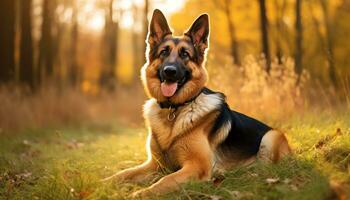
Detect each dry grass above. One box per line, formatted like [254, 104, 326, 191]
[206, 55, 347, 122]
[0, 84, 146, 133]
[0, 86, 90, 132]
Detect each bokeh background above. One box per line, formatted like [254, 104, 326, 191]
[0, 0, 349, 132]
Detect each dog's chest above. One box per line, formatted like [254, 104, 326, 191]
[143, 93, 224, 150]
[145, 103, 198, 149]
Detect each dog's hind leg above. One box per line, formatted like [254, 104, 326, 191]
[257, 130, 291, 162]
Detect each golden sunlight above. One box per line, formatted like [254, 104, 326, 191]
[79, 0, 186, 31]
[79, 1, 105, 31]
[86, 13, 105, 31]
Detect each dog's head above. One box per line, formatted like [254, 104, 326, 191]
[141, 9, 209, 105]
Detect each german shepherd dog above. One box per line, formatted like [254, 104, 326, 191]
[108, 9, 291, 198]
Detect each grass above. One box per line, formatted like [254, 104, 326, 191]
[0, 113, 349, 200]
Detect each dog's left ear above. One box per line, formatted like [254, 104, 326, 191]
[185, 14, 209, 47]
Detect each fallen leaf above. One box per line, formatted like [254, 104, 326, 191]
[23, 140, 30, 145]
[290, 184, 298, 191]
[266, 178, 279, 184]
[283, 178, 291, 184]
[336, 128, 342, 135]
[209, 195, 222, 200]
[212, 174, 225, 187]
[16, 172, 32, 179]
[315, 135, 337, 149]
[66, 139, 84, 149]
[78, 190, 92, 198]
[227, 190, 254, 199]
[249, 173, 258, 177]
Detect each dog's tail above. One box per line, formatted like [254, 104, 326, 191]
[258, 129, 291, 162]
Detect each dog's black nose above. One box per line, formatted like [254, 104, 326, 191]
[163, 65, 177, 77]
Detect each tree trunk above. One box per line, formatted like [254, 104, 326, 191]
[39, 0, 54, 82]
[19, 0, 35, 89]
[100, 0, 118, 90]
[274, 0, 286, 64]
[224, 0, 240, 65]
[295, 0, 303, 80]
[69, 1, 79, 87]
[142, 0, 149, 64]
[132, 4, 141, 79]
[0, 0, 16, 83]
[320, 0, 337, 87]
[52, 7, 64, 85]
[258, 0, 271, 72]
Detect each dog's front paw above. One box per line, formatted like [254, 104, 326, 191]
[101, 170, 131, 183]
[131, 188, 152, 199]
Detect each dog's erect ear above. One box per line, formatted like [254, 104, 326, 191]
[185, 14, 209, 47]
[148, 9, 172, 45]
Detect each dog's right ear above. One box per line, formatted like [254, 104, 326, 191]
[148, 9, 172, 46]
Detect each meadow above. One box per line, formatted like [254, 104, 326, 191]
[0, 110, 349, 200]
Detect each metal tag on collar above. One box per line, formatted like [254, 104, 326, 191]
[167, 106, 176, 121]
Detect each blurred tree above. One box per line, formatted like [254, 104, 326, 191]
[38, 0, 55, 81]
[295, 0, 303, 80]
[0, 0, 16, 83]
[19, 0, 35, 89]
[332, 0, 350, 77]
[257, 0, 271, 72]
[52, 0, 66, 85]
[214, 0, 240, 65]
[100, 0, 119, 90]
[320, 0, 337, 87]
[69, 0, 79, 87]
[308, 0, 338, 87]
[132, 3, 142, 78]
[142, 0, 149, 65]
[273, 0, 287, 64]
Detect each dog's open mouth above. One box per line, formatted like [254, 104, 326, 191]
[160, 75, 188, 97]
[157, 66, 190, 97]
[161, 81, 178, 97]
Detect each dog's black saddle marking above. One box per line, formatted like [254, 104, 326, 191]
[204, 88, 272, 157]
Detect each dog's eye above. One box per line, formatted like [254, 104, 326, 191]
[159, 48, 169, 57]
[180, 50, 190, 59]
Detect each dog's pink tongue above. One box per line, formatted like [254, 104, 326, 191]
[161, 82, 178, 97]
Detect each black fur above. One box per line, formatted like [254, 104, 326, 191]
[205, 88, 272, 158]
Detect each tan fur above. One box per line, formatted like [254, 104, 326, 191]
[209, 121, 231, 148]
[133, 131, 213, 197]
[156, 39, 195, 59]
